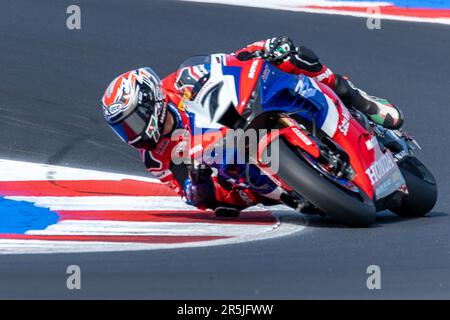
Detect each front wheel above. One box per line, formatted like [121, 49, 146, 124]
[274, 139, 377, 227]
[390, 156, 437, 217]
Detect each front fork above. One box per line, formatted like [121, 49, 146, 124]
[250, 115, 322, 211]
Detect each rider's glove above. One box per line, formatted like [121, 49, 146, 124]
[183, 163, 216, 209]
[264, 36, 297, 64]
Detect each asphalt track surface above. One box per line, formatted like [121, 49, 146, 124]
[0, 0, 449, 299]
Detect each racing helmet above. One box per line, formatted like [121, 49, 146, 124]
[101, 67, 167, 149]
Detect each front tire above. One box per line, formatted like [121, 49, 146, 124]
[275, 139, 376, 227]
[390, 156, 437, 217]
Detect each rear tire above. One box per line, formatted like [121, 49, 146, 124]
[275, 139, 376, 227]
[390, 156, 437, 217]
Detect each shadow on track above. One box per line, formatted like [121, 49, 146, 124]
[278, 210, 448, 229]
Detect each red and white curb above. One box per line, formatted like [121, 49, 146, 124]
[181, 0, 450, 25]
[0, 159, 303, 254]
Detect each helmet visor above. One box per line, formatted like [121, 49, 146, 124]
[110, 105, 151, 143]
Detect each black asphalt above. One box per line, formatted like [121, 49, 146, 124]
[0, 0, 449, 298]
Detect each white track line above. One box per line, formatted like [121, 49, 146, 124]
[0, 159, 158, 182]
[26, 220, 277, 237]
[5, 196, 193, 211]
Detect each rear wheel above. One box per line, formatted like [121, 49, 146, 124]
[390, 156, 437, 217]
[274, 139, 376, 227]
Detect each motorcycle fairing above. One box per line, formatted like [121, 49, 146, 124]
[177, 54, 406, 202]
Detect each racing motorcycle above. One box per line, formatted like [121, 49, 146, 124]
[174, 52, 437, 227]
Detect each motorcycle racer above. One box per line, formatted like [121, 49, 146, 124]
[100, 36, 404, 215]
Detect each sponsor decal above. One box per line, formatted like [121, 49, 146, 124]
[237, 189, 254, 206]
[294, 79, 304, 93]
[373, 165, 407, 199]
[145, 114, 160, 142]
[338, 107, 351, 136]
[374, 176, 394, 198]
[102, 102, 127, 119]
[248, 59, 260, 79]
[148, 169, 172, 180]
[192, 78, 215, 104]
[155, 139, 170, 155]
[261, 64, 270, 82]
[292, 127, 313, 146]
[394, 149, 409, 161]
[365, 152, 396, 185]
[366, 136, 377, 150]
[314, 68, 333, 82]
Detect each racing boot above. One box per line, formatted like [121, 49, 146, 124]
[333, 74, 404, 130]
